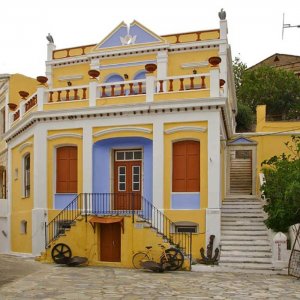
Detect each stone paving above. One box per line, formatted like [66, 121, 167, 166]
[0, 255, 299, 299]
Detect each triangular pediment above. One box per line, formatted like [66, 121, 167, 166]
[228, 136, 257, 145]
[92, 20, 166, 52]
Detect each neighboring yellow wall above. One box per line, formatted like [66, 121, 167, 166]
[252, 105, 300, 194]
[11, 136, 34, 253]
[47, 129, 83, 209]
[9, 74, 36, 106]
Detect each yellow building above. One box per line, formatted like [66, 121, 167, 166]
[0, 73, 36, 253]
[3, 14, 238, 268]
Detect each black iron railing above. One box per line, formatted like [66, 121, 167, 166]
[45, 193, 192, 261]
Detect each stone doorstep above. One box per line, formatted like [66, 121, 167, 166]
[221, 235, 270, 241]
[222, 205, 263, 209]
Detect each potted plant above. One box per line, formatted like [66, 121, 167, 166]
[19, 91, 29, 99]
[88, 70, 100, 79]
[36, 76, 48, 85]
[145, 64, 157, 73]
[7, 103, 17, 111]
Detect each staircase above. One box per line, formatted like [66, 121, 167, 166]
[219, 197, 274, 272]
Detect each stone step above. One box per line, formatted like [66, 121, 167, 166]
[221, 213, 264, 218]
[222, 204, 263, 209]
[221, 219, 265, 224]
[220, 256, 272, 264]
[221, 230, 268, 236]
[221, 240, 270, 246]
[222, 208, 263, 213]
[221, 245, 271, 251]
[218, 263, 274, 270]
[221, 225, 267, 231]
[221, 235, 270, 241]
[221, 250, 272, 258]
[223, 198, 260, 202]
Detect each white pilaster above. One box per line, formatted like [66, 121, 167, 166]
[82, 126, 93, 193]
[157, 51, 168, 91]
[6, 147, 12, 253]
[152, 121, 164, 209]
[47, 43, 56, 61]
[89, 80, 98, 107]
[210, 68, 220, 97]
[32, 127, 48, 255]
[46, 64, 53, 88]
[206, 111, 221, 250]
[90, 58, 100, 70]
[19, 100, 26, 119]
[36, 86, 46, 111]
[145, 73, 155, 102]
[220, 19, 228, 40]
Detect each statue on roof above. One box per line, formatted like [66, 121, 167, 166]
[218, 8, 226, 20]
[46, 33, 54, 44]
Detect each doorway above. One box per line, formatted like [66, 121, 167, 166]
[100, 222, 121, 262]
[113, 149, 142, 210]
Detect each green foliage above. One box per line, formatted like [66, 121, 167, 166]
[238, 65, 300, 117]
[232, 57, 247, 95]
[235, 102, 254, 132]
[261, 136, 300, 232]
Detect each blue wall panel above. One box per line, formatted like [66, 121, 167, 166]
[171, 193, 200, 209]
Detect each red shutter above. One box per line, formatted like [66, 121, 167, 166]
[57, 146, 77, 193]
[173, 141, 200, 192]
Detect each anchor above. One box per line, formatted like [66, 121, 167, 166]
[197, 235, 219, 265]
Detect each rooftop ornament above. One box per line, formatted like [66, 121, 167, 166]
[46, 33, 54, 44]
[218, 8, 226, 20]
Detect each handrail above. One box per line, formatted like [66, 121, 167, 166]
[45, 193, 192, 259]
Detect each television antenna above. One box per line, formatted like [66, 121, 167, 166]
[282, 13, 300, 39]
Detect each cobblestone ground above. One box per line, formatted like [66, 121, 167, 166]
[0, 255, 299, 299]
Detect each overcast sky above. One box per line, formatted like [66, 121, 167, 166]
[0, 0, 299, 78]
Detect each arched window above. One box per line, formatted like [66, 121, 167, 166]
[56, 146, 77, 193]
[23, 154, 30, 197]
[172, 140, 200, 192]
[133, 70, 146, 94]
[105, 74, 124, 83]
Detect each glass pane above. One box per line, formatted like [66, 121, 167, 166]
[116, 152, 124, 161]
[119, 166, 126, 174]
[119, 175, 125, 182]
[133, 166, 140, 175]
[134, 151, 142, 160]
[133, 174, 139, 182]
[119, 183, 126, 191]
[125, 152, 133, 160]
[133, 183, 140, 191]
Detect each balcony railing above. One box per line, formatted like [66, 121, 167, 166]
[9, 68, 222, 128]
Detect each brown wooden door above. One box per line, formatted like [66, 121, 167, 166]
[100, 223, 121, 262]
[113, 160, 142, 210]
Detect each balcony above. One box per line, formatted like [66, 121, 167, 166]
[9, 67, 224, 128]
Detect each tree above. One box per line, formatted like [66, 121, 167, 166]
[233, 57, 254, 132]
[238, 65, 300, 118]
[261, 136, 300, 232]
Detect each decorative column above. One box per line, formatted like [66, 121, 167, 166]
[206, 112, 221, 251]
[152, 120, 164, 209]
[32, 126, 48, 255]
[157, 51, 168, 91]
[145, 64, 157, 103]
[219, 9, 228, 97]
[88, 70, 100, 107]
[36, 76, 48, 111]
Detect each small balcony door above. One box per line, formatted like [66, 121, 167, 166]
[113, 149, 142, 210]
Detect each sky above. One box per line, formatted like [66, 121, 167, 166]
[0, 0, 299, 78]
